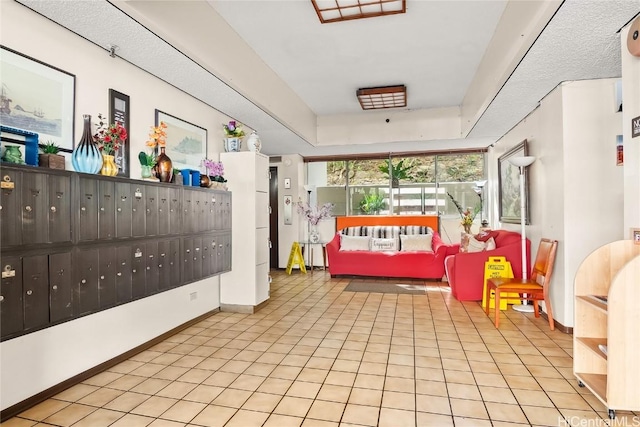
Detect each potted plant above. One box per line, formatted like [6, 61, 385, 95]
[138, 151, 157, 180]
[360, 192, 385, 214]
[38, 140, 65, 170]
[204, 159, 227, 189]
[222, 120, 245, 152]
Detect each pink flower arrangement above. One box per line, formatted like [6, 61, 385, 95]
[223, 120, 245, 138]
[203, 159, 226, 182]
[296, 201, 334, 226]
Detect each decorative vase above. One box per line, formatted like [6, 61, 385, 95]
[100, 154, 118, 176]
[155, 146, 173, 183]
[223, 137, 242, 152]
[200, 174, 211, 188]
[71, 114, 102, 174]
[246, 131, 261, 152]
[309, 226, 321, 243]
[141, 165, 154, 180]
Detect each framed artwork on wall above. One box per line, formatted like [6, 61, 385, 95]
[0, 46, 75, 152]
[109, 89, 130, 177]
[498, 139, 530, 224]
[155, 109, 207, 170]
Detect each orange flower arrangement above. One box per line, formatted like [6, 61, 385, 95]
[146, 121, 167, 149]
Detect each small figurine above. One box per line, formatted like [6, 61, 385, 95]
[2, 145, 25, 164]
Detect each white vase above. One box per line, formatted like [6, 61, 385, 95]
[246, 131, 261, 152]
[223, 137, 242, 152]
[309, 226, 321, 243]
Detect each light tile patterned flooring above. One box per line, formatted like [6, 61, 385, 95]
[3, 270, 638, 427]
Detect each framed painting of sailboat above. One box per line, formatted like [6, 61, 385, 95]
[0, 46, 75, 152]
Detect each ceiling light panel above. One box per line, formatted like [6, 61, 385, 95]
[357, 85, 407, 110]
[311, 0, 405, 24]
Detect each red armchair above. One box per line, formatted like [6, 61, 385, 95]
[444, 230, 530, 301]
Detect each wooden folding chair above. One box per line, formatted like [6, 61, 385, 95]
[485, 238, 558, 330]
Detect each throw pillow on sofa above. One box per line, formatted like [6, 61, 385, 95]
[399, 234, 433, 252]
[340, 234, 371, 251]
[370, 238, 398, 252]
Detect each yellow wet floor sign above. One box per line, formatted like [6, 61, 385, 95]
[286, 242, 306, 274]
[482, 256, 520, 310]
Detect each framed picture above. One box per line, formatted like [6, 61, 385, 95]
[109, 89, 130, 177]
[0, 46, 75, 152]
[498, 139, 530, 224]
[155, 110, 207, 170]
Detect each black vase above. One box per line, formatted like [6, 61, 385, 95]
[155, 147, 173, 183]
[71, 115, 102, 174]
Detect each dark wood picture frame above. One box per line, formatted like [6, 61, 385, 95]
[0, 45, 75, 152]
[109, 89, 130, 177]
[498, 139, 530, 224]
[155, 109, 207, 171]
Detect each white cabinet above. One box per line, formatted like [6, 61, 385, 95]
[220, 152, 270, 311]
[573, 240, 640, 419]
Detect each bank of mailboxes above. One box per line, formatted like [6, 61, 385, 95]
[0, 166, 232, 341]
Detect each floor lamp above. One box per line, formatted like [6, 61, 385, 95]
[474, 180, 487, 226]
[508, 156, 535, 313]
[303, 184, 315, 267]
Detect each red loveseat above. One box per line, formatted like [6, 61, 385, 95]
[326, 230, 456, 280]
[444, 230, 530, 301]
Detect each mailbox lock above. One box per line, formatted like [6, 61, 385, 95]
[26, 290, 33, 295]
[0, 296, 4, 302]
[81, 279, 86, 284]
[1, 175, 14, 189]
[117, 272, 122, 277]
[25, 206, 32, 212]
[132, 269, 137, 273]
[50, 206, 57, 212]
[52, 285, 58, 290]
[146, 266, 150, 270]
[100, 207, 105, 212]
[117, 208, 122, 212]
[100, 275, 105, 280]
[159, 264, 163, 268]
[81, 207, 86, 211]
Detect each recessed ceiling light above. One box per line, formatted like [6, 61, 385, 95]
[356, 85, 406, 110]
[311, 0, 406, 24]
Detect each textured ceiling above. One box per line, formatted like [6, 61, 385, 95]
[14, 0, 640, 157]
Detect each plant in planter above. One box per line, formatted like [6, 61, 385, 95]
[360, 192, 385, 214]
[38, 140, 65, 170]
[138, 151, 157, 180]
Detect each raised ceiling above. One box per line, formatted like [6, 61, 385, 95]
[15, 0, 640, 156]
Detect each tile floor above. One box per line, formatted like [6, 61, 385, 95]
[3, 270, 638, 427]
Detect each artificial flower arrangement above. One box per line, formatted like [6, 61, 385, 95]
[223, 120, 245, 138]
[146, 121, 168, 149]
[203, 159, 227, 182]
[93, 113, 127, 155]
[447, 192, 481, 229]
[296, 201, 334, 226]
[138, 121, 168, 170]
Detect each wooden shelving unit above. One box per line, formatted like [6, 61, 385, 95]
[574, 240, 640, 419]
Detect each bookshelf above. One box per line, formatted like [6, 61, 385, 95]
[573, 240, 640, 419]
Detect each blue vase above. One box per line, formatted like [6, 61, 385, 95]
[71, 114, 102, 174]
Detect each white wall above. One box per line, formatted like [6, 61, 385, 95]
[0, 2, 232, 410]
[621, 24, 640, 233]
[487, 78, 624, 328]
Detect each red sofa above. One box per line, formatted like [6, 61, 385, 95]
[326, 231, 456, 280]
[444, 230, 531, 301]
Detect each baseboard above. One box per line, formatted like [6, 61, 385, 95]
[540, 312, 573, 334]
[0, 308, 220, 422]
[220, 299, 269, 314]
